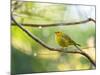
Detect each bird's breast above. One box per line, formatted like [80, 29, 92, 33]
[55, 35, 68, 47]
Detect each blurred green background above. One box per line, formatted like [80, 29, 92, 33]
[11, 1, 96, 74]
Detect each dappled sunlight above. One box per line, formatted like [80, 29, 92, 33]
[87, 36, 95, 48]
[65, 54, 90, 70]
[57, 63, 71, 71]
[12, 37, 32, 55]
[70, 54, 82, 64]
[37, 49, 61, 60]
[82, 36, 95, 61]
[57, 54, 91, 70]
[75, 62, 90, 70]
[74, 55, 91, 70]
[83, 48, 95, 62]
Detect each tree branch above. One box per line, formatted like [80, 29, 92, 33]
[11, 15, 96, 67]
[12, 18, 95, 27]
[88, 18, 96, 23]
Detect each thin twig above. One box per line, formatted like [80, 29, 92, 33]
[12, 18, 95, 27]
[11, 15, 96, 67]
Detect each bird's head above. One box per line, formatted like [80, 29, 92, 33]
[55, 32, 63, 36]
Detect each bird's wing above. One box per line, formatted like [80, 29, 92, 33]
[62, 34, 72, 43]
[62, 34, 72, 41]
[62, 34, 79, 45]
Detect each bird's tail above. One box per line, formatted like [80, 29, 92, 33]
[76, 43, 81, 46]
[72, 40, 81, 46]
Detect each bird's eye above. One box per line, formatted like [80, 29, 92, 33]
[55, 32, 60, 34]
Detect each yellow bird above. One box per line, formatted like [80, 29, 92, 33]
[55, 32, 80, 48]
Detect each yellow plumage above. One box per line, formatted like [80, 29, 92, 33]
[55, 32, 80, 47]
